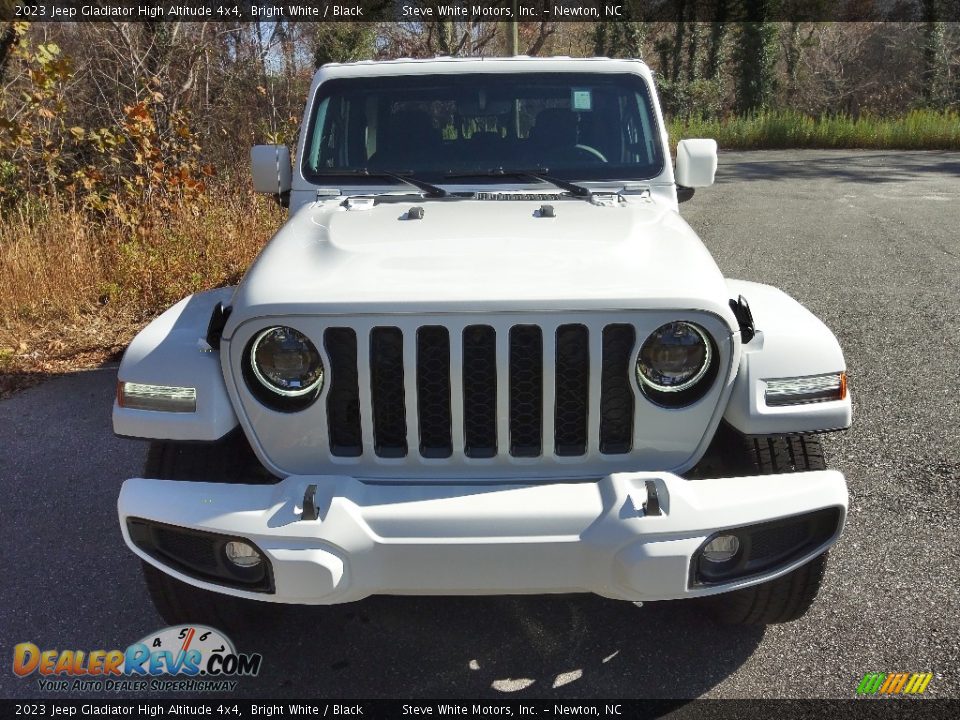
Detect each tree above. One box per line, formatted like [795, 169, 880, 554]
[706, 2, 730, 81]
[733, 2, 780, 113]
[593, 16, 647, 59]
[312, 23, 376, 68]
[0, 21, 25, 85]
[921, 1, 949, 108]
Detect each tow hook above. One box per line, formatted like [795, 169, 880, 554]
[302, 484, 319, 521]
[643, 480, 661, 516]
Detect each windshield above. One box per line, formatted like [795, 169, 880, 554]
[302, 72, 665, 185]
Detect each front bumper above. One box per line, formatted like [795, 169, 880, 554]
[118, 470, 847, 604]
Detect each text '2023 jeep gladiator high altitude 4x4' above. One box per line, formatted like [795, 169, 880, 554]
[113, 57, 851, 629]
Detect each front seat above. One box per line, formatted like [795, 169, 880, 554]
[527, 108, 582, 167]
[369, 110, 441, 170]
[527, 108, 606, 167]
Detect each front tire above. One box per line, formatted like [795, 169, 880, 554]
[702, 551, 829, 625]
[141, 561, 268, 635]
[144, 429, 275, 484]
[697, 430, 833, 625]
[138, 432, 276, 632]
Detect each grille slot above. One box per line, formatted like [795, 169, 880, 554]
[370, 327, 407, 458]
[416, 326, 453, 458]
[554, 324, 590, 456]
[462, 325, 498, 458]
[324, 328, 362, 457]
[599, 324, 636, 454]
[509, 325, 543, 457]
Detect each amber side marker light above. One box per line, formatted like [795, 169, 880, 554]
[117, 381, 197, 413]
[764, 371, 847, 407]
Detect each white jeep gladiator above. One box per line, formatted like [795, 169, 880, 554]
[113, 57, 851, 628]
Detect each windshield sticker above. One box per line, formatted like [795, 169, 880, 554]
[572, 89, 593, 112]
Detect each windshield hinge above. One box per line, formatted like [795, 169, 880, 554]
[619, 185, 652, 199]
[590, 192, 622, 207]
[315, 188, 341, 202]
[344, 196, 376, 211]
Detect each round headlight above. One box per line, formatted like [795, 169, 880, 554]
[250, 326, 324, 397]
[637, 321, 712, 393]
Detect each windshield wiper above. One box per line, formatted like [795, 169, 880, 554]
[443, 168, 592, 198]
[312, 168, 448, 198]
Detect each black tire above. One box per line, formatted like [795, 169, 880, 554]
[698, 431, 832, 625]
[702, 551, 829, 625]
[144, 429, 276, 484]
[139, 432, 277, 633]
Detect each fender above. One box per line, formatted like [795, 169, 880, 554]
[113, 288, 239, 441]
[723, 280, 852, 436]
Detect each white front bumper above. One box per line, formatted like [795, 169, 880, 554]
[118, 470, 847, 604]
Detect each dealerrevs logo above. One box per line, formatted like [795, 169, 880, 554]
[13, 626, 262, 693]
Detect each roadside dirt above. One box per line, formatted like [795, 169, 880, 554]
[0, 307, 141, 399]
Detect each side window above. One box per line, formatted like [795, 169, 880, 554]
[307, 98, 330, 171]
[620, 91, 656, 166]
[315, 95, 371, 169]
[365, 96, 378, 160]
[621, 96, 641, 164]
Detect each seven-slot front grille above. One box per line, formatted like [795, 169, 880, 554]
[325, 323, 637, 460]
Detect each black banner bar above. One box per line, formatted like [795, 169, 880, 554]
[3, 0, 960, 23]
[2, 699, 959, 719]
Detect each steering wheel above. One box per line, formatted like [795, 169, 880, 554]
[575, 144, 608, 163]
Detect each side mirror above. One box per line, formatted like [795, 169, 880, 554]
[675, 139, 718, 189]
[251, 144, 292, 205]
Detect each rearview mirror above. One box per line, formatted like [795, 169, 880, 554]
[675, 139, 718, 189]
[251, 145, 292, 204]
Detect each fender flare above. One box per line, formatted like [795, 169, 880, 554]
[723, 280, 852, 436]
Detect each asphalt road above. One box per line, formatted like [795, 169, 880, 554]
[2, 150, 958, 702]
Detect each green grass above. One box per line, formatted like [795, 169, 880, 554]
[668, 109, 960, 150]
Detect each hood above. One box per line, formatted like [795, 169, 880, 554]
[226, 196, 735, 331]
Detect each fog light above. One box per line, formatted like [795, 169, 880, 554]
[702, 534, 740, 563]
[224, 541, 262, 568]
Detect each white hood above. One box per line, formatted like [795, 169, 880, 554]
[226, 197, 737, 333]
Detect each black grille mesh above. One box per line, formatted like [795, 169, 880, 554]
[155, 528, 218, 571]
[509, 325, 543, 457]
[462, 325, 497, 458]
[750, 522, 811, 563]
[370, 327, 407, 457]
[416, 326, 453, 458]
[599, 324, 636, 454]
[324, 328, 362, 457]
[554, 324, 590, 456]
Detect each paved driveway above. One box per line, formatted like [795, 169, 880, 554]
[2, 151, 958, 700]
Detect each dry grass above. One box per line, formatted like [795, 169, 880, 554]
[0, 190, 284, 397]
[4, 108, 960, 398]
[669, 109, 960, 150]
